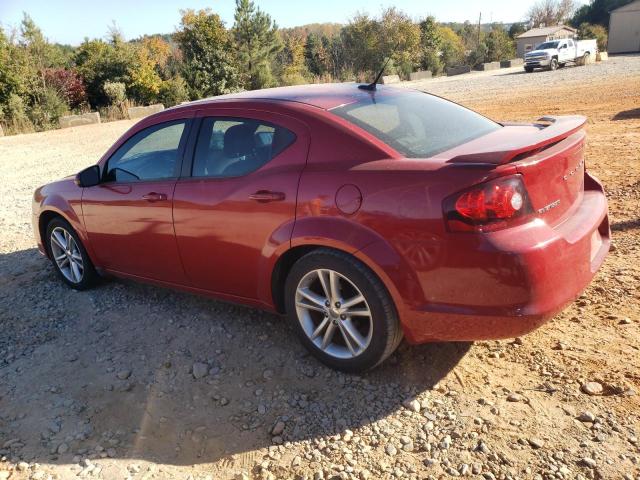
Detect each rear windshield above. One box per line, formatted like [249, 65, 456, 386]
[536, 41, 559, 49]
[330, 90, 500, 158]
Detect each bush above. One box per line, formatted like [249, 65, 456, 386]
[158, 77, 189, 107]
[29, 87, 68, 130]
[103, 81, 127, 106]
[44, 68, 87, 109]
[578, 22, 608, 51]
[5, 93, 33, 133]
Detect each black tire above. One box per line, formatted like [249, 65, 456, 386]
[582, 53, 590, 66]
[549, 58, 558, 71]
[524, 66, 534, 73]
[284, 248, 402, 372]
[558, 62, 566, 68]
[45, 217, 98, 290]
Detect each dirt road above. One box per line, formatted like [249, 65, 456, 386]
[1, 55, 639, 480]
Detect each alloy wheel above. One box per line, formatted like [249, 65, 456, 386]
[295, 269, 373, 359]
[50, 227, 84, 283]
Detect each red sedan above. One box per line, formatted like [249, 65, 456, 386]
[32, 84, 609, 372]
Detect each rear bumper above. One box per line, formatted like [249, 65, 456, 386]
[400, 174, 609, 343]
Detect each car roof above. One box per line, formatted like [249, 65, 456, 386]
[179, 83, 404, 111]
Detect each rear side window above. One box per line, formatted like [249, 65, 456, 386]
[105, 120, 186, 182]
[192, 117, 296, 178]
[330, 91, 500, 158]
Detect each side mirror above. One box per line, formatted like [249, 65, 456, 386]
[75, 165, 101, 188]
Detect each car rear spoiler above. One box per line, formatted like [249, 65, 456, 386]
[448, 115, 587, 165]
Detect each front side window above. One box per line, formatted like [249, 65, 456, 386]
[330, 90, 500, 158]
[105, 120, 186, 182]
[192, 117, 296, 178]
[537, 41, 560, 50]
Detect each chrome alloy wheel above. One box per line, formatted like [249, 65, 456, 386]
[295, 269, 373, 359]
[50, 227, 84, 283]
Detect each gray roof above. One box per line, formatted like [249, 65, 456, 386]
[517, 25, 576, 39]
[611, 0, 640, 12]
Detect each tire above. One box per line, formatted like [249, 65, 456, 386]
[524, 66, 534, 73]
[549, 58, 558, 71]
[582, 53, 590, 66]
[284, 248, 402, 372]
[46, 217, 98, 290]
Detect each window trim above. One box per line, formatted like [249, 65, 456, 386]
[187, 115, 297, 180]
[102, 118, 192, 184]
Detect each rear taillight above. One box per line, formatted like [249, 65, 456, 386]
[444, 175, 533, 232]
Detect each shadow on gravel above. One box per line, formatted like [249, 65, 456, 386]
[0, 247, 470, 470]
[611, 217, 640, 232]
[613, 107, 640, 121]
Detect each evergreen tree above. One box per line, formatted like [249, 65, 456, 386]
[232, 0, 282, 90]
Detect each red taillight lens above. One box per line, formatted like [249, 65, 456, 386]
[444, 175, 532, 232]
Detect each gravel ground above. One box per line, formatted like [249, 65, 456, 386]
[1, 55, 639, 480]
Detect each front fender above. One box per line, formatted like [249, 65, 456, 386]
[35, 185, 98, 265]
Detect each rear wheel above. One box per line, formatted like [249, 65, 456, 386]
[549, 58, 558, 71]
[284, 249, 402, 372]
[582, 52, 590, 65]
[46, 218, 98, 290]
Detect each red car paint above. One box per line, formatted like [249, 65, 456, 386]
[32, 84, 610, 344]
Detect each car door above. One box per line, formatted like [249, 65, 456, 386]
[559, 41, 570, 62]
[82, 117, 192, 284]
[173, 109, 310, 301]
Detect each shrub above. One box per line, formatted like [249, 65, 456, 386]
[5, 93, 33, 133]
[29, 87, 68, 130]
[44, 68, 87, 109]
[158, 77, 189, 107]
[103, 81, 127, 106]
[578, 22, 608, 51]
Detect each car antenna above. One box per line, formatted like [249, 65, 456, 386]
[358, 42, 399, 91]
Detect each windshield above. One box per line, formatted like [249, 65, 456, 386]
[536, 41, 559, 50]
[330, 90, 500, 158]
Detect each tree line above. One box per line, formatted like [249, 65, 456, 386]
[0, 0, 629, 134]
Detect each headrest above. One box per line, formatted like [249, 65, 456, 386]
[224, 124, 256, 157]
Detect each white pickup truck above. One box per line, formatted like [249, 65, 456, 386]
[524, 38, 598, 72]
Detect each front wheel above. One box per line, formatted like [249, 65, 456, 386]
[549, 58, 558, 71]
[46, 218, 98, 290]
[284, 249, 402, 372]
[524, 66, 534, 73]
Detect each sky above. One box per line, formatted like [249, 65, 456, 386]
[0, 0, 586, 46]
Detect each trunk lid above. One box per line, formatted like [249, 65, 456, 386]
[444, 116, 587, 225]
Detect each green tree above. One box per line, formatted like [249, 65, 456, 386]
[279, 33, 310, 85]
[158, 77, 189, 107]
[232, 0, 281, 89]
[340, 13, 381, 78]
[127, 37, 171, 104]
[379, 7, 421, 79]
[74, 38, 135, 107]
[438, 26, 466, 67]
[508, 23, 527, 39]
[485, 25, 515, 62]
[571, 0, 635, 28]
[305, 32, 329, 77]
[419, 16, 443, 75]
[175, 9, 240, 99]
